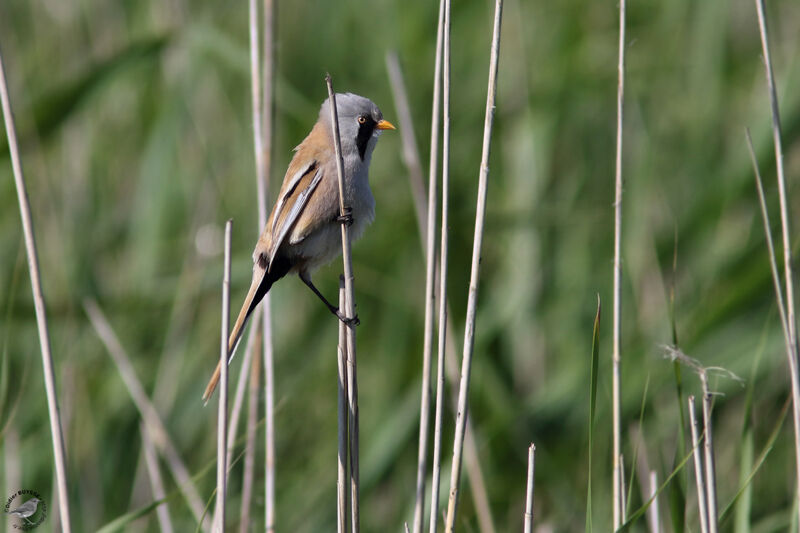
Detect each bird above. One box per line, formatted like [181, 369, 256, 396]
[202, 92, 395, 402]
[5, 497, 40, 524]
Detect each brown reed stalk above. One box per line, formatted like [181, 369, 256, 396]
[523, 444, 535, 533]
[83, 298, 209, 530]
[753, 1, 800, 521]
[215, 220, 233, 532]
[688, 396, 709, 533]
[444, 1, 504, 530]
[325, 75, 362, 533]
[0, 45, 72, 533]
[611, 0, 627, 527]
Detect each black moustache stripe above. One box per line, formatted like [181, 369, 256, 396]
[355, 117, 376, 160]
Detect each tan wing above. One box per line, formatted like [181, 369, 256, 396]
[255, 121, 334, 265]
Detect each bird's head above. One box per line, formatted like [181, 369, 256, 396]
[320, 92, 395, 161]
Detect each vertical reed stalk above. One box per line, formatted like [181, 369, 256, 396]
[428, 0, 449, 531]
[700, 377, 717, 533]
[386, 49, 435, 533]
[215, 220, 233, 532]
[249, 0, 276, 527]
[753, 1, 800, 521]
[647, 471, 659, 533]
[261, 3, 276, 530]
[523, 444, 535, 533]
[239, 331, 261, 533]
[386, 35, 497, 533]
[325, 75, 361, 533]
[611, 0, 627, 527]
[688, 396, 709, 533]
[619, 454, 627, 523]
[0, 45, 72, 533]
[337, 278, 350, 533]
[444, 1, 504, 529]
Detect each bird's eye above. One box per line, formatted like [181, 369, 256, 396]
[358, 116, 367, 124]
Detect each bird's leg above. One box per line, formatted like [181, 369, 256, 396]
[300, 273, 360, 326]
[336, 206, 354, 227]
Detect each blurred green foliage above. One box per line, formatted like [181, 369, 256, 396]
[1, 0, 800, 531]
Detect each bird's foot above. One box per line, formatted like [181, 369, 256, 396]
[336, 309, 360, 327]
[337, 207, 354, 227]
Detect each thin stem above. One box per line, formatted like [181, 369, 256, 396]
[224, 307, 260, 475]
[688, 396, 709, 533]
[337, 278, 350, 533]
[747, 130, 790, 344]
[0, 44, 72, 533]
[249, 0, 276, 528]
[754, 1, 800, 521]
[647, 470, 659, 533]
[215, 220, 232, 532]
[619, 454, 627, 525]
[428, 0, 448, 532]
[239, 331, 261, 533]
[611, 0, 627, 528]
[325, 75, 361, 533]
[523, 444, 535, 533]
[386, 51, 432, 533]
[701, 377, 718, 533]
[83, 299, 208, 529]
[444, 1, 504, 530]
[141, 423, 175, 533]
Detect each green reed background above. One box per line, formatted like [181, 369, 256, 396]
[1, 0, 799, 531]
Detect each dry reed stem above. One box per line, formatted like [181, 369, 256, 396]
[523, 444, 535, 533]
[325, 75, 361, 533]
[753, 1, 800, 520]
[338, 278, 350, 533]
[428, 0, 449, 531]
[141, 423, 175, 533]
[443, 1, 504, 530]
[611, 0, 627, 528]
[249, 0, 277, 529]
[239, 330, 261, 533]
[211, 307, 258, 531]
[385, 38, 495, 533]
[688, 396, 709, 533]
[700, 377, 717, 532]
[619, 454, 627, 524]
[746, 130, 790, 343]
[647, 470, 659, 533]
[83, 299, 208, 529]
[0, 45, 72, 533]
[225, 307, 260, 473]
[215, 220, 233, 532]
[385, 50, 434, 533]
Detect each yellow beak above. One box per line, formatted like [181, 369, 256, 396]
[376, 119, 396, 131]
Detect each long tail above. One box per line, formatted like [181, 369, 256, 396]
[202, 257, 289, 403]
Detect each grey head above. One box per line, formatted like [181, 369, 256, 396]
[319, 93, 395, 161]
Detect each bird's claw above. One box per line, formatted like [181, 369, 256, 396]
[337, 207, 354, 227]
[336, 309, 360, 327]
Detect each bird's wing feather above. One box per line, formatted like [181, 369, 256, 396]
[266, 167, 325, 269]
[270, 159, 317, 236]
